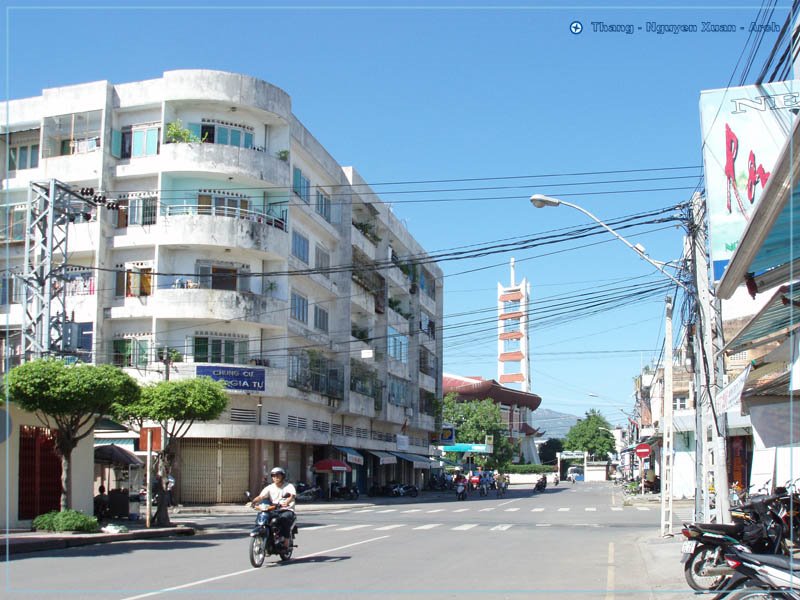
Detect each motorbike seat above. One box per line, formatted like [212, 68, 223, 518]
[689, 522, 743, 536]
[744, 552, 800, 573]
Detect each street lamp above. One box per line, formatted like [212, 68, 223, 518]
[529, 194, 687, 291]
[530, 193, 731, 526]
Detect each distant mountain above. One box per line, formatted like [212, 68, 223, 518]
[530, 408, 580, 440]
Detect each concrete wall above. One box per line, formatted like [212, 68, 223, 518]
[0, 403, 94, 529]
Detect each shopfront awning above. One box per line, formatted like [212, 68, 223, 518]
[334, 446, 364, 466]
[365, 450, 397, 465]
[723, 283, 800, 355]
[391, 451, 435, 469]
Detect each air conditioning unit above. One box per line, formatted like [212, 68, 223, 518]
[405, 407, 414, 417]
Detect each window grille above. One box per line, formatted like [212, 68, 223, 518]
[265, 412, 280, 426]
[230, 408, 257, 423]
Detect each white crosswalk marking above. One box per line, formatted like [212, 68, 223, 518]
[479, 507, 495, 512]
[490, 524, 512, 531]
[531, 508, 544, 512]
[636, 507, 650, 511]
[337, 524, 372, 531]
[374, 524, 405, 531]
[427, 509, 445, 513]
[301, 524, 334, 531]
[536, 523, 552, 527]
[611, 507, 623, 511]
[504, 508, 520, 512]
[402, 509, 421, 513]
[354, 509, 375, 513]
[557, 508, 570, 512]
[375, 509, 396, 513]
[452, 524, 478, 531]
[585, 507, 597, 512]
[413, 524, 441, 530]
[453, 508, 469, 513]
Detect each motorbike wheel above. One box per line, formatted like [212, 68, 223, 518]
[683, 545, 727, 591]
[249, 535, 266, 568]
[279, 536, 294, 562]
[722, 586, 783, 600]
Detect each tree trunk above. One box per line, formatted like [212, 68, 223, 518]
[60, 449, 72, 511]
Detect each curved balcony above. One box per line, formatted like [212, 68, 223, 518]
[157, 142, 289, 186]
[111, 289, 288, 327]
[115, 212, 288, 259]
[162, 70, 292, 124]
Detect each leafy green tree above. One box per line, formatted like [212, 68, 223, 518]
[6, 359, 140, 510]
[564, 409, 615, 460]
[538, 437, 564, 467]
[113, 376, 228, 472]
[442, 393, 513, 469]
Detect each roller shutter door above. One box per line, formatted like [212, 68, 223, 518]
[181, 439, 250, 503]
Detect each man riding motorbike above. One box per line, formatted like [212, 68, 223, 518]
[250, 467, 296, 550]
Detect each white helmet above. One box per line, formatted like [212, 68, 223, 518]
[270, 466, 286, 477]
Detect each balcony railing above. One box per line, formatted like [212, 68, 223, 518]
[288, 351, 344, 398]
[163, 202, 287, 231]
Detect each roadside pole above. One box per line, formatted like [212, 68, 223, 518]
[146, 429, 152, 528]
[660, 296, 674, 536]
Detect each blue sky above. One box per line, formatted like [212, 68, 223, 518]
[4, 1, 780, 427]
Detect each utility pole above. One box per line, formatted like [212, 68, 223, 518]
[660, 296, 674, 536]
[691, 193, 730, 523]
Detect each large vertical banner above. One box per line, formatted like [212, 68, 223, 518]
[699, 81, 797, 281]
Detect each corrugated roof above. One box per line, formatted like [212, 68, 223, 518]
[724, 283, 800, 354]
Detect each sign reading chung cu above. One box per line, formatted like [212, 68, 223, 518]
[196, 365, 265, 391]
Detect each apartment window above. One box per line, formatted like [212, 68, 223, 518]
[193, 336, 246, 364]
[420, 312, 436, 338]
[116, 126, 160, 159]
[420, 269, 435, 300]
[9, 144, 39, 170]
[0, 274, 23, 305]
[112, 338, 149, 367]
[126, 196, 158, 226]
[0, 204, 26, 242]
[674, 396, 688, 410]
[292, 167, 310, 203]
[315, 246, 330, 279]
[291, 231, 309, 263]
[196, 264, 250, 292]
[316, 190, 331, 222]
[197, 192, 250, 218]
[114, 263, 125, 297]
[388, 326, 408, 364]
[314, 306, 329, 333]
[290, 291, 308, 324]
[188, 122, 254, 149]
[387, 375, 409, 406]
[126, 267, 153, 297]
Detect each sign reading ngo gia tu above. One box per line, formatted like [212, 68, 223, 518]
[196, 365, 265, 391]
[699, 81, 797, 281]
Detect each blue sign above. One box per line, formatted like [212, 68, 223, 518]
[196, 366, 265, 391]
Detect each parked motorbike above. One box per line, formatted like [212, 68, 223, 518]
[681, 490, 793, 592]
[455, 481, 467, 501]
[368, 481, 399, 497]
[330, 481, 359, 501]
[245, 491, 297, 568]
[712, 543, 800, 599]
[391, 483, 419, 498]
[295, 485, 323, 503]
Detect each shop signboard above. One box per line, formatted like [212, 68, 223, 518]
[699, 81, 797, 281]
[195, 365, 265, 391]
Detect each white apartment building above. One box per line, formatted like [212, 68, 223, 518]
[1, 70, 443, 519]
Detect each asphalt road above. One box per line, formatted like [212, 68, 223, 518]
[5, 483, 693, 599]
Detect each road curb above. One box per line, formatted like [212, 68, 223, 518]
[6, 525, 195, 557]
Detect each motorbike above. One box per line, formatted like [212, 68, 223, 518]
[245, 491, 297, 568]
[368, 481, 400, 497]
[295, 484, 323, 503]
[534, 475, 547, 492]
[712, 543, 800, 599]
[681, 490, 792, 592]
[330, 481, 359, 500]
[455, 480, 467, 501]
[391, 483, 419, 498]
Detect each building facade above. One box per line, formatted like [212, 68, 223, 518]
[1, 70, 443, 521]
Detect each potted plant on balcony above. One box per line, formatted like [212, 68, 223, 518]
[165, 120, 201, 144]
[276, 150, 290, 162]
